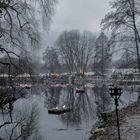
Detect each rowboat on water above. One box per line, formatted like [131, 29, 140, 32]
[76, 89, 85, 93]
[48, 105, 70, 115]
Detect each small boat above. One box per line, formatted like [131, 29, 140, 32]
[76, 89, 85, 93]
[48, 105, 70, 115]
[76, 85, 85, 93]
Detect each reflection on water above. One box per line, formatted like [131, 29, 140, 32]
[94, 85, 111, 119]
[0, 84, 139, 140]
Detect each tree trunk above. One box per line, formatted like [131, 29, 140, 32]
[131, 0, 140, 72]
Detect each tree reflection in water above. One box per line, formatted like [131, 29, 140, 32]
[94, 85, 111, 118]
[1, 84, 139, 139]
[59, 85, 112, 127]
[0, 88, 43, 140]
[44, 85, 96, 127]
[44, 86, 62, 109]
[43, 84, 139, 129]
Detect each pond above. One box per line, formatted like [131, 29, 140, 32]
[0, 84, 139, 140]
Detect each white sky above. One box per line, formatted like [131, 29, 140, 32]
[51, 0, 111, 32]
[43, 0, 111, 47]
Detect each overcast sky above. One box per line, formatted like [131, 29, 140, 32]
[44, 0, 111, 46]
[51, 0, 111, 32]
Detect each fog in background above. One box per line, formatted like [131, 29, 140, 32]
[41, 0, 111, 48]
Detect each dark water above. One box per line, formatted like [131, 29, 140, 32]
[3, 84, 139, 140]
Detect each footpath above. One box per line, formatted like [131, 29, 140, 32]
[89, 98, 140, 140]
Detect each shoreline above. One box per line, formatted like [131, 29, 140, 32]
[89, 97, 140, 140]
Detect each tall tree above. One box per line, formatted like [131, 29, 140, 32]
[116, 49, 137, 68]
[43, 47, 60, 73]
[0, 0, 57, 72]
[0, 0, 57, 137]
[94, 32, 111, 75]
[56, 30, 95, 74]
[101, 0, 140, 71]
[75, 31, 95, 75]
[56, 30, 80, 73]
[0, 0, 57, 47]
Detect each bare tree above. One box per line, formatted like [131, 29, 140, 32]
[75, 31, 95, 75]
[0, 0, 57, 137]
[56, 30, 95, 74]
[94, 32, 111, 75]
[56, 30, 80, 73]
[0, 0, 57, 71]
[43, 46, 60, 73]
[101, 0, 140, 71]
[0, 102, 39, 140]
[118, 49, 136, 68]
[0, 0, 57, 44]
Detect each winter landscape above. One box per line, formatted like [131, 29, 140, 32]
[0, 0, 140, 140]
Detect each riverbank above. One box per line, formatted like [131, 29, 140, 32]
[89, 98, 140, 140]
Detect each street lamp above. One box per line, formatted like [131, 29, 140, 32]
[109, 87, 122, 140]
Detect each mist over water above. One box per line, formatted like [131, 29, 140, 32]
[10, 84, 139, 140]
